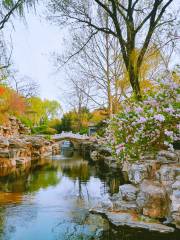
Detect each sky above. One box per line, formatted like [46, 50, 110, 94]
[4, 2, 67, 106]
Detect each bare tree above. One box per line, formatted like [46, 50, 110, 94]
[69, 28, 125, 116]
[0, 33, 12, 81]
[10, 75, 40, 98]
[49, 0, 179, 100]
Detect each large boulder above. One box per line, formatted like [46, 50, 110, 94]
[137, 180, 169, 218]
[127, 163, 150, 184]
[156, 165, 180, 186]
[119, 184, 138, 202]
[90, 208, 175, 233]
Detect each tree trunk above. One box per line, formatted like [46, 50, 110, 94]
[128, 60, 142, 101]
[129, 72, 142, 100]
[105, 13, 113, 117]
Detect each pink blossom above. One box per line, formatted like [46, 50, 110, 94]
[137, 117, 147, 123]
[164, 106, 174, 114]
[135, 106, 143, 113]
[115, 144, 125, 154]
[164, 130, 173, 137]
[154, 114, 165, 122]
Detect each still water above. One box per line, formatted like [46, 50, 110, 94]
[0, 152, 179, 240]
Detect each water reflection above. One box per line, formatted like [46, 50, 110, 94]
[0, 153, 179, 240]
[0, 159, 61, 194]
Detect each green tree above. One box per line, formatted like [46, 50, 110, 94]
[23, 97, 61, 127]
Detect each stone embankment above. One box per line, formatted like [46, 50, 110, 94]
[0, 117, 60, 170]
[90, 144, 180, 233]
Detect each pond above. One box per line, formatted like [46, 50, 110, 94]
[0, 152, 179, 240]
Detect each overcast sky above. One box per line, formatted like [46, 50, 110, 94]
[4, 3, 67, 105]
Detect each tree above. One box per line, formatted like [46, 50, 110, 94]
[0, 0, 37, 30]
[59, 108, 92, 133]
[59, 21, 164, 116]
[10, 75, 39, 98]
[24, 97, 61, 126]
[43, 99, 62, 120]
[65, 25, 127, 116]
[49, 0, 178, 100]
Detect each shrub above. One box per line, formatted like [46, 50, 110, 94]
[106, 80, 180, 162]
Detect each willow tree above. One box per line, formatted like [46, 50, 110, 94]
[49, 0, 178, 100]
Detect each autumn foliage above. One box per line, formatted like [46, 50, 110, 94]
[0, 85, 26, 124]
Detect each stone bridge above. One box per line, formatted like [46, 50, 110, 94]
[52, 132, 90, 150]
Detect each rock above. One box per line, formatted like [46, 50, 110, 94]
[176, 175, 180, 180]
[156, 165, 176, 185]
[0, 150, 10, 158]
[112, 201, 137, 211]
[9, 138, 28, 149]
[128, 163, 150, 184]
[90, 208, 175, 233]
[52, 143, 60, 155]
[16, 159, 25, 166]
[172, 212, 180, 229]
[170, 187, 180, 229]
[171, 190, 180, 212]
[157, 150, 177, 162]
[0, 137, 9, 148]
[175, 150, 180, 162]
[101, 199, 113, 209]
[0, 116, 31, 138]
[119, 184, 138, 202]
[175, 167, 180, 177]
[172, 181, 180, 190]
[0, 158, 16, 168]
[137, 180, 169, 218]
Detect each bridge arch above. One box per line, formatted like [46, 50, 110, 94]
[52, 132, 89, 150]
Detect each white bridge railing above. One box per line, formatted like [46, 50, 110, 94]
[52, 131, 89, 140]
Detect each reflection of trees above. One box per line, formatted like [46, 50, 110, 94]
[62, 161, 90, 182]
[61, 158, 125, 196]
[26, 165, 61, 192]
[62, 160, 91, 199]
[0, 161, 61, 193]
[91, 163, 126, 195]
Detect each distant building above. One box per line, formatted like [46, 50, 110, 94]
[88, 122, 97, 136]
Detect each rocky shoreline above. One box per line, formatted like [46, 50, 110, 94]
[0, 117, 59, 172]
[87, 142, 180, 233]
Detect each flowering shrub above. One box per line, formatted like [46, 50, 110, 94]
[106, 80, 180, 162]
